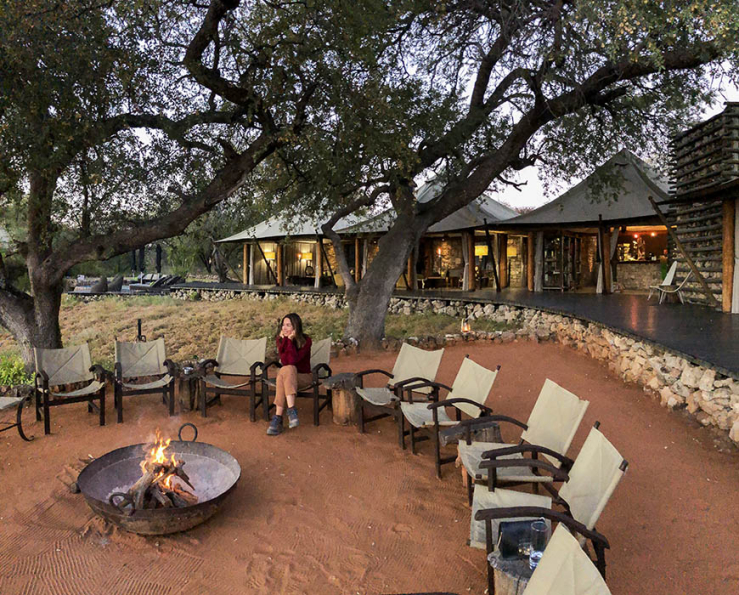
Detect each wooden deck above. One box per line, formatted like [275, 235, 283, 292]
[173, 282, 739, 377]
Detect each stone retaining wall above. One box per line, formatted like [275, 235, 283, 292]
[157, 288, 735, 445]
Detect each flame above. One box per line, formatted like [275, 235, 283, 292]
[140, 429, 178, 489]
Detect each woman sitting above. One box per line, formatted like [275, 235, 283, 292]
[267, 313, 313, 436]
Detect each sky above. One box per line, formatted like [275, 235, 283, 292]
[496, 81, 739, 212]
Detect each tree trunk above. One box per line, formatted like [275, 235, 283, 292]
[0, 281, 63, 368]
[343, 220, 417, 348]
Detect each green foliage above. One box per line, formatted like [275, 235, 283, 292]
[0, 353, 31, 386]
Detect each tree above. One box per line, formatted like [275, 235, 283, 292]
[0, 0, 358, 364]
[266, 0, 739, 346]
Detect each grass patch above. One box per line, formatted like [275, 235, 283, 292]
[0, 296, 518, 367]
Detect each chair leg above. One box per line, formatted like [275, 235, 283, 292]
[313, 386, 320, 426]
[263, 382, 271, 421]
[16, 397, 33, 442]
[467, 472, 474, 507]
[43, 392, 51, 435]
[397, 409, 405, 450]
[169, 383, 175, 416]
[116, 385, 123, 424]
[201, 380, 208, 418]
[410, 423, 416, 454]
[99, 388, 106, 426]
[35, 389, 41, 421]
[249, 380, 256, 422]
[434, 428, 442, 479]
[358, 402, 365, 434]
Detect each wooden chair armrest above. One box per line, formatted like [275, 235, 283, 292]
[355, 368, 392, 380]
[456, 414, 528, 431]
[478, 458, 569, 482]
[164, 359, 178, 378]
[474, 507, 610, 550]
[198, 358, 219, 373]
[89, 365, 111, 382]
[483, 444, 573, 467]
[429, 398, 492, 415]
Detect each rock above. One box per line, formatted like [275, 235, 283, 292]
[730, 420, 739, 444]
[646, 376, 662, 391]
[698, 369, 716, 392]
[501, 331, 516, 343]
[686, 391, 701, 414]
[679, 366, 702, 389]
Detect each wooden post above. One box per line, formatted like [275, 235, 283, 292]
[647, 194, 719, 308]
[483, 219, 500, 291]
[603, 227, 612, 294]
[354, 237, 361, 282]
[242, 243, 248, 284]
[248, 243, 255, 285]
[315, 238, 322, 288]
[527, 232, 535, 291]
[723, 199, 736, 312]
[276, 244, 284, 286]
[468, 232, 476, 291]
[498, 233, 508, 289]
[534, 231, 544, 292]
[407, 253, 414, 290]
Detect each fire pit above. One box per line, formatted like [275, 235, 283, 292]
[77, 424, 240, 535]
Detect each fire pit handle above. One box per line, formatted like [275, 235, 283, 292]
[109, 492, 135, 516]
[178, 423, 198, 442]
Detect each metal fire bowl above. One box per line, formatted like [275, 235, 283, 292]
[77, 429, 240, 535]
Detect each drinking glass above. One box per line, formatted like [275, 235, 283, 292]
[529, 520, 549, 570]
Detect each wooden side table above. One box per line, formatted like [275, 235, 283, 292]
[488, 551, 533, 595]
[322, 373, 360, 426]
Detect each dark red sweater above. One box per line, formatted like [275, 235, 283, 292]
[276, 336, 312, 374]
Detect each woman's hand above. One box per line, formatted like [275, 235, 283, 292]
[287, 330, 296, 341]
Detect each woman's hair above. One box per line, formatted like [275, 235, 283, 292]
[276, 312, 308, 348]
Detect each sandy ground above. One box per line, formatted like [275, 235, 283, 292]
[1, 341, 737, 595]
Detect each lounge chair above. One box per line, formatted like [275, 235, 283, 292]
[397, 357, 500, 477]
[458, 379, 589, 505]
[354, 342, 444, 446]
[199, 336, 268, 420]
[522, 525, 612, 595]
[89, 276, 108, 293]
[474, 425, 627, 592]
[33, 344, 107, 435]
[647, 261, 677, 301]
[657, 270, 693, 304]
[262, 338, 333, 425]
[107, 274, 124, 292]
[114, 338, 176, 423]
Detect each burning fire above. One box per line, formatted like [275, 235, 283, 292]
[141, 429, 179, 489]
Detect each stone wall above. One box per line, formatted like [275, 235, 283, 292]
[616, 262, 661, 290]
[164, 287, 738, 445]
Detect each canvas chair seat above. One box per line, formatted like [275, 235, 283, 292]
[356, 386, 397, 406]
[34, 343, 105, 435]
[51, 380, 106, 398]
[522, 525, 612, 595]
[470, 484, 552, 549]
[458, 441, 554, 483]
[121, 375, 173, 391]
[0, 396, 24, 411]
[202, 374, 253, 390]
[460, 379, 589, 494]
[400, 401, 456, 428]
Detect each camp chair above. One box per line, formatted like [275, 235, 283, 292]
[522, 525, 612, 595]
[33, 344, 107, 435]
[354, 342, 444, 447]
[657, 270, 693, 304]
[199, 336, 267, 421]
[397, 357, 500, 478]
[114, 338, 176, 423]
[457, 379, 589, 505]
[647, 261, 677, 300]
[474, 425, 627, 593]
[262, 338, 333, 426]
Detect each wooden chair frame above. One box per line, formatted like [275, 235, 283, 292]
[34, 365, 107, 435]
[198, 358, 266, 421]
[114, 359, 176, 423]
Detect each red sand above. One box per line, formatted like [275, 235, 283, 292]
[1, 341, 737, 594]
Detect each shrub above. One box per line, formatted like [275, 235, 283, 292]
[0, 354, 32, 386]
